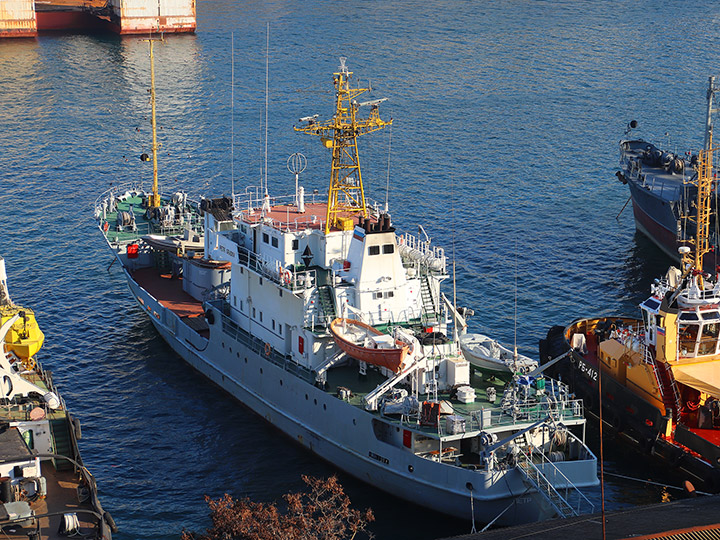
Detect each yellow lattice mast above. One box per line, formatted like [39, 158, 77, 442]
[295, 58, 392, 234]
[683, 131, 715, 270]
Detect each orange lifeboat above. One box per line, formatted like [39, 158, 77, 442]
[330, 318, 410, 373]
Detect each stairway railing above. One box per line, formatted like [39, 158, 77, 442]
[515, 447, 594, 518]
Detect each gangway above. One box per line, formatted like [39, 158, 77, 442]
[515, 447, 595, 518]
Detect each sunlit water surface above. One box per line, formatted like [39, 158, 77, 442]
[3, 1, 720, 538]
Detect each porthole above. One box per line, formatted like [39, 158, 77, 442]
[352, 419, 357, 425]
[229, 347, 232, 353]
[222, 342, 225, 348]
[237, 352, 240, 358]
[244, 358, 248, 364]
[323, 404, 327, 411]
[305, 394, 309, 400]
[408, 465, 414, 473]
[314, 399, 317, 405]
[280, 380, 283, 386]
[260, 368, 263, 374]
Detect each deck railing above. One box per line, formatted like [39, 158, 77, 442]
[210, 300, 314, 383]
[516, 444, 595, 517]
[393, 395, 585, 437]
[237, 246, 316, 293]
[442, 398, 584, 436]
[94, 184, 204, 240]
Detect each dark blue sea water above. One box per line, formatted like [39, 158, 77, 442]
[3, 1, 720, 538]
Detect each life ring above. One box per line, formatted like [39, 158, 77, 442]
[102, 221, 109, 232]
[264, 342, 271, 356]
[281, 270, 292, 285]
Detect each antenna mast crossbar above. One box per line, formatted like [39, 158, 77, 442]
[295, 59, 392, 234]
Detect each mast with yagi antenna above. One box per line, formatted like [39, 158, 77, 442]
[295, 57, 392, 234]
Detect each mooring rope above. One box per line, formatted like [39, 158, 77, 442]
[469, 486, 477, 534]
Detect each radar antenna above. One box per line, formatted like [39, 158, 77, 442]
[295, 58, 392, 234]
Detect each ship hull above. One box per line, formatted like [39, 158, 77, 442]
[627, 179, 681, 262]
[123, 268, 590, 525]
[35, 9, 106, 31]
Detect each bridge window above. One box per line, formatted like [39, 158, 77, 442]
[699, 323, 720, 356]
[272, 237, 278, 248]
[263, 233, 269, 244]
[292, 239, 299, 250]
[368, 246, 380, 256]
[383, 244, 394, 254]
[679, 323, 699, 356]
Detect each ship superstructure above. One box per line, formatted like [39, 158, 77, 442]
[94, 55, 598, 526]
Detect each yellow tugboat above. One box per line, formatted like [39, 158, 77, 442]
[0, 269, 44, 369]
[541, 131, 720, 490]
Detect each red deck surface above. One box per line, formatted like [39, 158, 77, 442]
[133, 268, 204, 318]
[689, 428, 720, 446]
[240, 202, 375, 233]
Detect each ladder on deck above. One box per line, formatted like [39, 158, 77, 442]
[317, 286, 338, 326]
[515, 448, 593, 519]
[419, 275, 439, 326]
[644, 346, 682, 422]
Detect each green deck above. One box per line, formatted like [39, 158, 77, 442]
[323, 363, 585, 440]
[99, 192, 203, 244]
[101, 194, 150, 244]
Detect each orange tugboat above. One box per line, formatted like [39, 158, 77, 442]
[541, 130, 720, 490]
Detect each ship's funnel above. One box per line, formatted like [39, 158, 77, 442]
[298, 186, 305, 213]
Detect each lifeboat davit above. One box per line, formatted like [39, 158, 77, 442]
[330, 318, 410, 373]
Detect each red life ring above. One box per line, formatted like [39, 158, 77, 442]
[264, 342, 271, 356]
[102, 221, 109, 232]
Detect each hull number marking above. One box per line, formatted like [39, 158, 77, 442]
[577, 357, 598, 382]
[369, 451, 389, 465]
